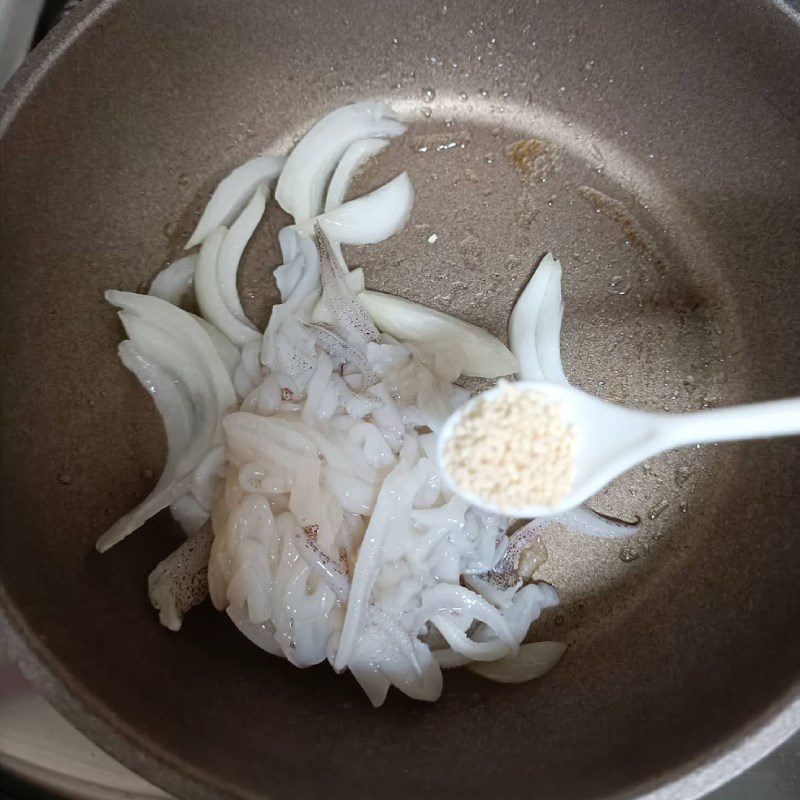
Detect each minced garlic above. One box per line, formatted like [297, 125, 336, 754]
[444, 381, 575, 509]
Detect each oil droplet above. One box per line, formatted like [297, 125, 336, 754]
[391, 37, 399, 46]
[648, 499, 668, 520]
[479, 88, 489, 98]
[420, 107, 432, 118]
[679, 503, 688, 513]
[459, 92, 468, 101]
[484, 153, 495, 164]
[421, 87, 436, 103]
[57, 473, 73, 485]
[619, 547, 640, 563]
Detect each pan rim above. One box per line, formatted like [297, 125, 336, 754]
[1, 1, 798, 799]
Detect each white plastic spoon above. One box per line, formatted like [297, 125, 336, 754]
[439, 381, 800, 518]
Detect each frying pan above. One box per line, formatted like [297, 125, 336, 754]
[1, 1, 799, 798]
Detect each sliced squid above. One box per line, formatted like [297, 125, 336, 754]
[148, 523, 214, 631]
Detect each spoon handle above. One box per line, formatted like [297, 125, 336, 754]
[659, 397, 800, 449]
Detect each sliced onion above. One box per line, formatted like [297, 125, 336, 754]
[148, 254, 197, 307]
[194, 226, 261, 346]
[297, 172, 413, 245]
[325, 138, 390, 211]
[190, 444, 226, 511]
[217, 184, 267, 325]
[275, 102, 406, 223]
[508, 252, 568, 384]
[359, 290, 518, 378]
[185, 154, 284, 249]
[117, 341, 194, 456]
[189, 313, 240, 379]
[467, 641, 566, 683]
[552, 504, 639, 539]
[97, 292, 236, 552]
[169, 493, 209, 535]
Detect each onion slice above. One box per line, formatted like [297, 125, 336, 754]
[217, 185, 267, 325]
[189, 313, 240, 379]
[508, 252, 568, 384]
[149, 254, 197, 307]
[359, 290, 518, 378]
[325, 138, 390, 211]
[194, 226, 261, 346]
[298, 172, 413, 245]
[276, 102, 406, 223]
[185, 155, 284, 249]
[96, 292, 236, 552]
[467, 641, 566, 683]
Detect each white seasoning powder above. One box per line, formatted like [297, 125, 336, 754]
[444, 381, 575, 509]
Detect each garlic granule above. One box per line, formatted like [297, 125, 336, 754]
[444, 381, 575, 509]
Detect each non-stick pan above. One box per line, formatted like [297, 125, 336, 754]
[1, 1, 799, 798]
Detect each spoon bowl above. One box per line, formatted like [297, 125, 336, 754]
[439, 381, 800, 518]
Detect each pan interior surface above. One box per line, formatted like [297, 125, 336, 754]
[1, 1, 799, 799]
